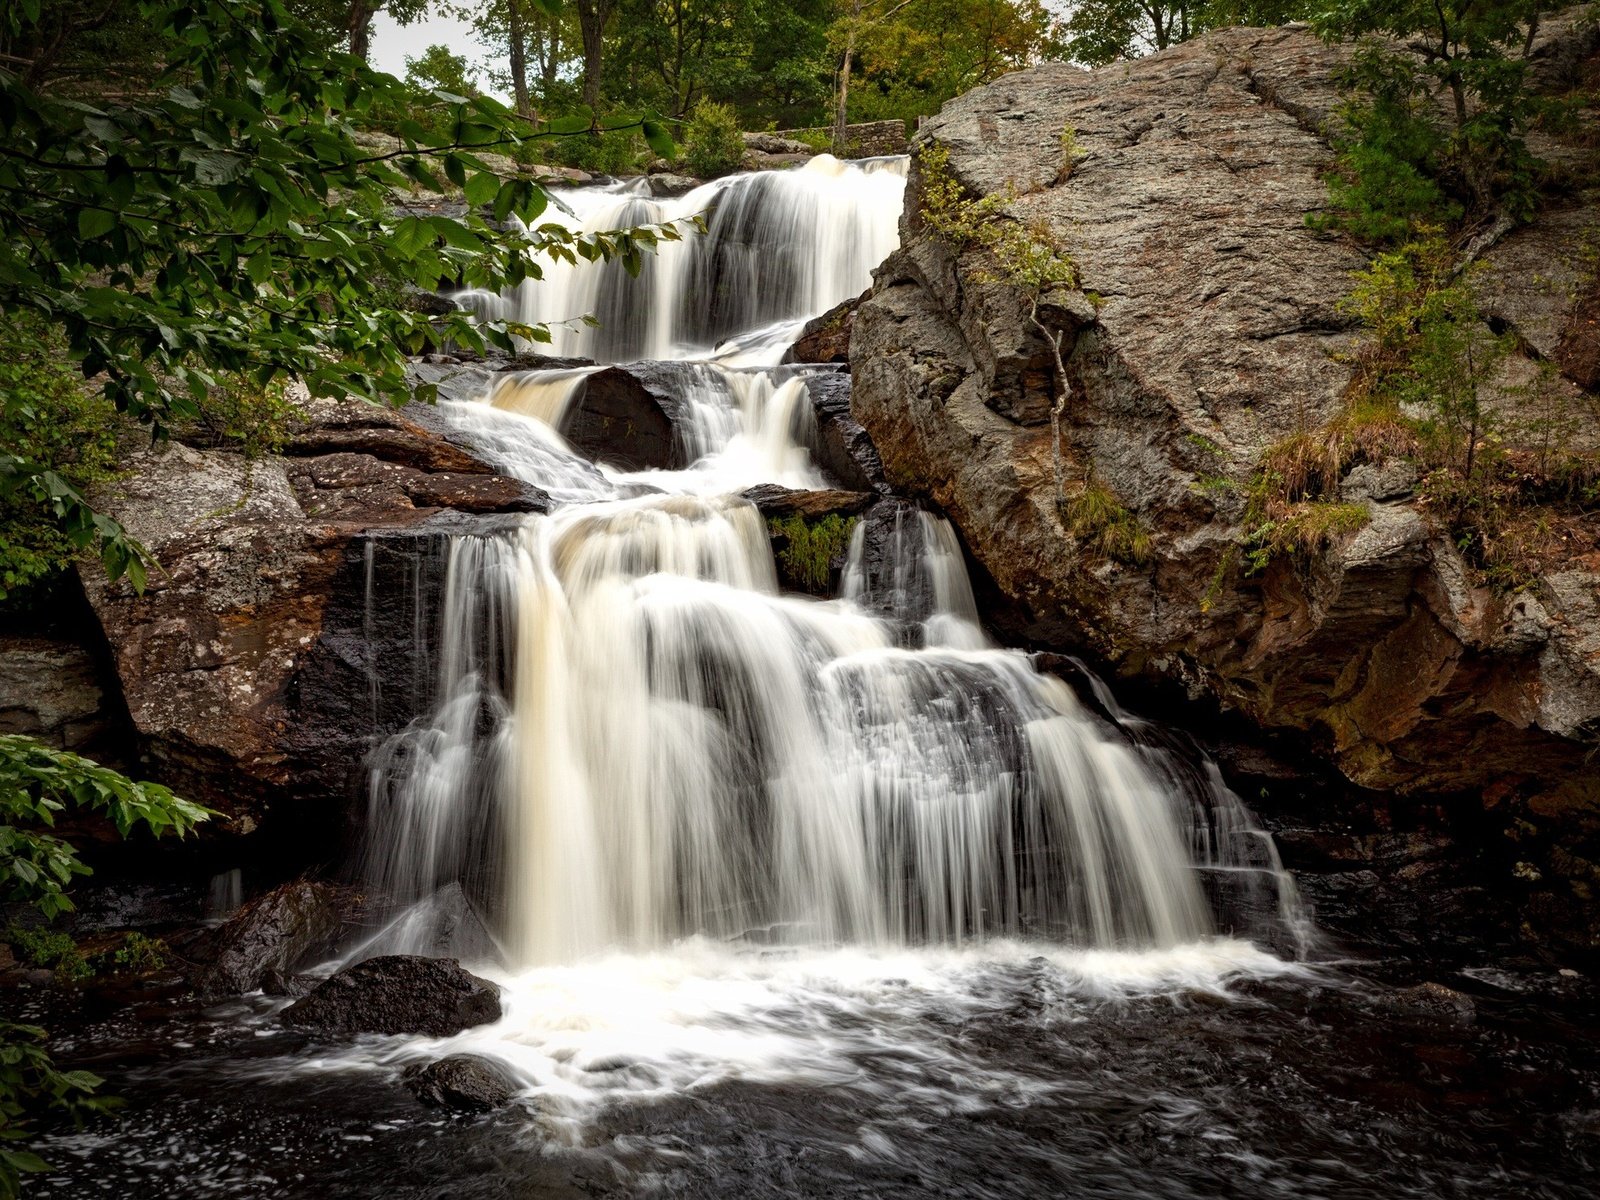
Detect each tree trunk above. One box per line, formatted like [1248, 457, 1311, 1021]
[506, 0, 533, 119]
[576, 0, 611, 114]
[834, 41, 854, 155]
[347, 0, 377, 62]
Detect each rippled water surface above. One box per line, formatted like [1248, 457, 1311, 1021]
[31, 942, 1600, 1199]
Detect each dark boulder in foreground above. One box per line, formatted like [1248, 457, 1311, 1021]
[403, 1054, 519, 1112]
[282, 955, 502, 1038]
[190, 879, 345, 995]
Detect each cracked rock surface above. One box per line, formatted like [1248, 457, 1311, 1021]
[852, 19, 1600, 949]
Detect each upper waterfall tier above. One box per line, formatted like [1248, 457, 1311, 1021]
[451, 155, 907, 365]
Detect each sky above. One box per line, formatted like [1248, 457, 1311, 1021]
[369, 10, 510, 101]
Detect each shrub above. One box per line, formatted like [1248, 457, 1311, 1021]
[0, 316, 121, 606]
[176, 376, 304, 459]
[107, 932, 168, 975]
[5, 928, 91, 985]
[551, 127, 650, 175]
[769, 514, 858, 592]
[681, 101, 746, 179]
[1066, 481, 1154, 567]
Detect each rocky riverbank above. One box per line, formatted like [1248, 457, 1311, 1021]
[848, 15, 1600, 958]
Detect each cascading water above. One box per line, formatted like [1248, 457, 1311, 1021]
[459, 154, 907, 364]
[349, 153, 1307, 1143]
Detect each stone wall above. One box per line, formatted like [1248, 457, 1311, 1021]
[773, 120, 908, 157]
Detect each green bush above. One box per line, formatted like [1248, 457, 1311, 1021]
[176, 376, 304, 459]
[5, 928, 90, 984]
[550, 127, 651, 176]
[0, 317, 121, 605]
[106, 932, 167, 975]
[681, 101, 746, 179]
[769, 514, 858, 592]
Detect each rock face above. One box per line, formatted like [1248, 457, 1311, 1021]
[190, 879, 346, 995]
[282, 955, 502, 1038]
[77, 390, 544, 853]
[784, 294, 859, 365]
[802, 371, 888, 493]
[403, 1054, 518, 1112]
[0, 633, 123, 763]
[565, 365, 693, 470]
[850, 21, 1600, 950]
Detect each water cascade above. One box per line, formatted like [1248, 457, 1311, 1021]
[353, 153, 1305, 1128]
[457, 154, 908, 363]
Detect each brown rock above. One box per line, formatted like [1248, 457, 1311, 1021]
[741, 484, 876, 521]
[77, 393, 545, 847]
[784, 293, 861, 365]
[849, 19, 1600, 915]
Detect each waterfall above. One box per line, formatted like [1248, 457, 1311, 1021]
[359, 153, 1304, 975]
[456, 154, 907, 364]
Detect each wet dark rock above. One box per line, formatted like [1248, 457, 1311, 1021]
[260, 968, 315, 998]
[1374, 982, 1478, 1027]
[403, 1054, 518, 1112]
[349, 884, 500, 965]
[282, 955, 501, 1038]
[562, 365, 689, 470]
[742, 484, 876, 522]
[190, 879, 345, 995]
[784, 293, 861, 365]
[802, 371, 886, 493]
[405, 287, 457, 317]
[842, 500, 935, 621]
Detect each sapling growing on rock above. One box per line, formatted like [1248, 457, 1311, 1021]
[917, 142, 1079, 510]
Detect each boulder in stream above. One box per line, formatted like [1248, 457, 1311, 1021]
[403, 1054, 519, 1113]
[282, 954, 502, 1038]
[190, 879, 345, 995]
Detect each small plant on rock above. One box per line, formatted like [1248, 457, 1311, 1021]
[918, 143, 1080, 511]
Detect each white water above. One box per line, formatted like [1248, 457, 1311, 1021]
[456, 153, 906, 365]
[340, 155, 1308, 1134]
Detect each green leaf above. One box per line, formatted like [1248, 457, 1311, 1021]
[77, 208, 116, 240]
[464, 171, 498, 207]
[641, 120, 675, 160]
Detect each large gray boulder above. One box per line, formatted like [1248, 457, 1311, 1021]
[850, 20, 1600, 950]
[283, 955, 502, 1038]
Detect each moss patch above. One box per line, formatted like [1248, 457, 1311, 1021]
[768, 514, 859, 593]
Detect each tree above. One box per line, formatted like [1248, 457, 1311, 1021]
[0, 735, 212, 1196]
[451, 0, 573, 119]
[574, 0, 616, 111]
[405, 42, 479, 94]
[346, 0, 431, 61]
[0, 0, 679, 589]
[610, 0, 757, 117]
[1313, 0, 1550, 216]
[602, 0, 832, 127]
[1062, 0, 1308, 66]
[835, 0, 1058, 143]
